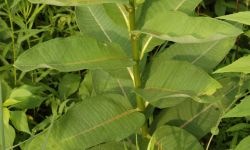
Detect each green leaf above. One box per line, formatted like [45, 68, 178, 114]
[0, 124, 15, 149]
[88, 142, 136, 150]
[79, 69, 135, 105]
[91, 70, 133, 95]
[6, 85, 45, 109]
[223, 96, 250, 118]
[23, 94, 145, 150]
[148, 125, 203, 150]
[59, 74, 81, 99]
[0, 17, 11, 41]
[140, 35, 164, 55]
[143, 0, 202, 19]
[218, 11, 250, 25]
[32, 116, 52, 134]
[157, 38, 236, 72]
[138, 0, 202, 54]
[79, 69, 133, 98]
[28, 0, 127, 6]
[0, 108, 15, 149]
[135, 89, 199, 108]
[2, 108, 10, 127]
[1, 80, 11, 102]
[139, 60, 221, 108]
[146, 60, 221, 95]
[235, 136, 250, 150]
[14, 35, 133, 72]
[137, 0, 201, 26]
[10, 111, 30, 134]
[214, 0, 226, 16]
[139, 11, 242, 43]
[152, 100, 220, 139]
[76, 4, 130, 54]
[3, 99, 20, 107]
[214, 55, 250, 73]
[227, 123, 250, 132]
[79, 71, 93, 99]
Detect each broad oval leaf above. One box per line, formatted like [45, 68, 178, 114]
[214, 55, 250, 73]
[218, 11, 250, 25]
[138, 0, 202, 54]
[23, 94, 145, 150]
[146, 60, 221, 95]
[28, 0, 127, 6]
[151, 100, 220, 139]
[14, 35, 133, 72]
[138, 11, 242, 43]
[235, 136, 250, 150]
[5, 85, 45, 109]
[157, 38, 236, 72]
[76, 4, 130, 54]
[137, 0, 202, 27]
[10, 111, 30, 134]
[148, 125, 203, 150]
[139, 60, 221, 108]
[223, 96, 250, 118]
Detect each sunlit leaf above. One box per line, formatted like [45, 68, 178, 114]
[223, 96, 250, 118]
[15, 35, 133, 72]
[138, 11, 242, 43]
[215, 55, 250, 73]
[218, 11, 250, 25]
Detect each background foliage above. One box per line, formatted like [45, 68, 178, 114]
[0, 0, 250, 150]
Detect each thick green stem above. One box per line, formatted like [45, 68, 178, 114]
[128, 0, 148, 137]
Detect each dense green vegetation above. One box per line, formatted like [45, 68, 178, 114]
[0, 0, 250, 149]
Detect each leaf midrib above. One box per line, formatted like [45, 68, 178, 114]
[15, 56, 132, 67]
[87, 6, 112, 42]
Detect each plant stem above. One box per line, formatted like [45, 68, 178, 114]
[128, 0, 148, 137]
[0, 81, 6, 150]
